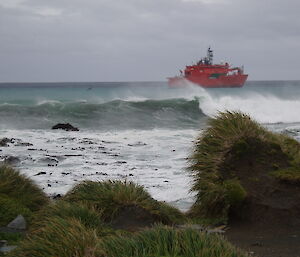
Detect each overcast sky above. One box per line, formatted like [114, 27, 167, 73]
[0, 0, 299, 82]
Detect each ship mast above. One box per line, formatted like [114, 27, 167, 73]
[207, 47, 213, 65]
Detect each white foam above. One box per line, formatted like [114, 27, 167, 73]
[112, 96, 149, 102]
[196, 90, 300, 124]
[0, 128, 198, 211]
[36, 99, 62, 106]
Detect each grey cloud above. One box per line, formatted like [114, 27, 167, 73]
[0, 0, 299, 81]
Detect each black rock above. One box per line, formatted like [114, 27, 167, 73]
[95, 172, 108, 176]
[51, 123, 79, 131]
[34, 172, 47, 176]
[52, 194, 62, 199]
[116, 161, 127, 164]
[16, 142, 33, 147]
[0, 138, 12, 147]
[4, 156, 20, 165]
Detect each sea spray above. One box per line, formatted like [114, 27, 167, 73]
[198, 91, 300, 123]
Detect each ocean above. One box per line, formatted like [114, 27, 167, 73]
[1, 81, 300, 211]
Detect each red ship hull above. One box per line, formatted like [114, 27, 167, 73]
[168, 74, 248, 88]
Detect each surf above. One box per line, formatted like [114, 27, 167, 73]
[0, 98, 206, 130]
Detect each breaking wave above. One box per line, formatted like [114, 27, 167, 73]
[0, 98, 206, 130]
[197, 89, 300, 124]
[1, 81, 300, 130]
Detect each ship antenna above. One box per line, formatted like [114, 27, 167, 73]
[207, 46, 213, 65]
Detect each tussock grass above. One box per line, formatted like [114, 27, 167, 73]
[189, 112, 267, 180]
[7, 217, 100, 257]
[0, 231, 24, 245]
[0, 194, 32, 226]
[98, 225, 249, 257]
[0, 165, 49, 226]
[188, 111, 300, 223]
[30, 201, 115, 237]
[64, 180, 185, 225]
[271, 167, 300, 184]
[0, 166, 49, 210]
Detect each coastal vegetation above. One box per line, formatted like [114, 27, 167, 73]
[0, 165, 49, 226]
[64, 180, 186, 226]
[97, 225, 249, 257]
[188, 111, 300, 224]
[9, 217, 100, 257]
[29, 201, 115, 237]
[3, 109, 300, 256]
[8, 222, 248, 257]
[1, 166, 247, 256]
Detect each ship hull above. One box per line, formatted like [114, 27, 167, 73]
[168, 74, 248, 88]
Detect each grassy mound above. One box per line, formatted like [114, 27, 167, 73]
[30, 201, 115, 237]
[98, 225, 248, 257]
[0, 231, 24, 245]
[8, 222, 248, 257]
[7, 217, 100, 257]
[0, 166, 49, 226]
[64, 180, 185, 228]
[188, 111, 300, 224]
[0, 194, 32, 226]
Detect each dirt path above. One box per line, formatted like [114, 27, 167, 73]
[226, 225, 300, 257]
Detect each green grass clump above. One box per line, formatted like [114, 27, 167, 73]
[0, 166, 49, 226]
[64, 180, 185, 225]
[224, 179, 247, 206]
[0, 231, 24, 245]
[98, 225, 248, 257]
[188, 111, 300, 223]
[189, 112, 267, 179]
[30, 201, 115, 237]
[0, 166, 49, 210]
[271, 166, 300, 184]
[7, 217, 100, 257]
[0, 194, 32, 226]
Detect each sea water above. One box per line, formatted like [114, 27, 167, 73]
[1, 81, 300, 211]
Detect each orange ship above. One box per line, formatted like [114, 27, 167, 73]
[168, 48, 248, 88]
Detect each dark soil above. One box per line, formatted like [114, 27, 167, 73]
[222, 138, 300, 256]
[226, 223, 300, 257]
[111, 205, 156, 231]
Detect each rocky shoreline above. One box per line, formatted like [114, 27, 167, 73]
[1, 114, 300, 256]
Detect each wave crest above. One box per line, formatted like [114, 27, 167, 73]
[0, 98, 206, 130]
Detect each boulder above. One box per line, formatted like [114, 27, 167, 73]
[51, 123, 79, 131]
[0, 245, 17, 254]
[0, 138, 12, 147]
[0, 240, 7, 247]
[4, 156, 20, 165]
[7, 215, 27, 230]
